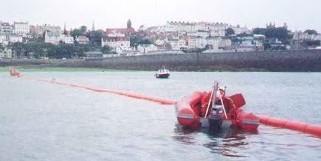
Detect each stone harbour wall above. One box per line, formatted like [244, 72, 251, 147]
[1, 50, 321, 72]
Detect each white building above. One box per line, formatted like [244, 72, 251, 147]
[187, 37, 207, 48]
[206, 37, 221, 50]
[101, 28, 133, 53]
[154, 39, 166, 46]
[293, 31, 321, 41]
[232, 26, 251, 35]
[0, 34, 8, 45]
[209, 29, 225, 37]
[165, 21, 228, 37]
[218, 38, 232, 49]
[0, 22, 13, 34]
[9, 35, 23, 43]
[44, 31, 61, 45]
[45, 31, 75, 45]
[137, 44, 158, 53]
[168, 38, 187, 50]
[233, 35, 264, 52]
[76, 36, 89, 44]
[187, 31, 209, 38]
[30, 24, 61, 37]
[14, 22, 29, 36]
[0, 48, 12, 58]
[61, 34, 74, 44]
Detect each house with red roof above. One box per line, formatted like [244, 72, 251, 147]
[101, 27, 135, 53]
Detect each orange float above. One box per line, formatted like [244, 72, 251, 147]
[257, 115, 321, 137]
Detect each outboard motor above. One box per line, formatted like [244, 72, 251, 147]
[208, 105, 224, 132]
[204, 81, 227, 133]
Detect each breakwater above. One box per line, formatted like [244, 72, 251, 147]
[1, 50, 321, 71]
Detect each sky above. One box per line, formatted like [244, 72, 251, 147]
[0, 0, 320, 31]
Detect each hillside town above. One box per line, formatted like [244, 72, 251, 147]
[0, 19, 321, 59]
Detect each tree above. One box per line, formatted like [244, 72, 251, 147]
[253, 27, 290, 44]
[10, 42, 25, 58]
[302, 40, 320, 47]
[253, 28, 266, 35]
[0, 44, 4, 51]
[127, 19, 132, 29]
[101, 45, 113, 54]
[71, 29, 82, 38]
[88, 30, 104, 46]
[304, 29, 318, 35]
[130, 34, 152, 48]
[80, 26, 87, 34]
[225, 28, 235, 36]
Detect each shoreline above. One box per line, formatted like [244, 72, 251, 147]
[1, 50, 321, 72]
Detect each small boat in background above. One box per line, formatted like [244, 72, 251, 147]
[155, 66, 170, 79]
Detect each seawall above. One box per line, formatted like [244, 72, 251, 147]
[1, 50, 321, 72]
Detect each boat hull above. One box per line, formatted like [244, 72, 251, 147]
[155, 73, 170, 78]
[175, 91, 259, 132]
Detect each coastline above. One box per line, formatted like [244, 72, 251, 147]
[1, 50, 321, 72]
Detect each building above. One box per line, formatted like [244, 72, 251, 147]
[293, 31, 321, 41]
[206, 37, 221, 50]
[0, 48, 12, 58]
[168, 38, 187, 50]
[218, 38, 232, 49]
[101, 27, 135, 53]
[44, 31, 61, 45]
[233, 35, 265, 51]
[0, 22, 14, 34]
[61, 34, 74, 44]
[75, 36, 89, 44]
[9, 35, 23, 43]
[44, 31, 75, 45]
[14, 22, 29, 36]
[0, 34, 8, 45]
[231, 26, 251, 35]
[30, 24, 61, 37]
[165, 21, 228, 37]
[137, 44, 158, 53]
[187, 37, 207, 49]
[187, 31, 209, 38]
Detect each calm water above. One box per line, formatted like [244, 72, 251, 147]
[1, 71, 321, 161]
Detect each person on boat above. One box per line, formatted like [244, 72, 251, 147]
[200, 88, 226, 118]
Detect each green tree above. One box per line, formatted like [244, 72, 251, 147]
[253, 28, 266, 35]
[225, 28, 235, 36]
[88, 30, 104, 46]
[253, 27, 290, 44]
[304, 29, 318, 35]
[80, 26, 88, 34]
[127, 19, 132, 29]
[0, 44, 4, 51]
[130, 34, 152, 48]
[71, 29, 82, 38]
[302, 40, 320, 47]
[10, 42, 25, 58]
[101, 45, 113, 54]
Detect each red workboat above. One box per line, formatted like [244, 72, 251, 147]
[175, 82, 259, 132]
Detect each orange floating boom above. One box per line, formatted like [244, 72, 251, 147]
[36, 79, 176, 105]
[257, 115, 321, 137]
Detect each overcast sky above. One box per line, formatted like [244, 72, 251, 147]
[0, 0, 320, 31]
